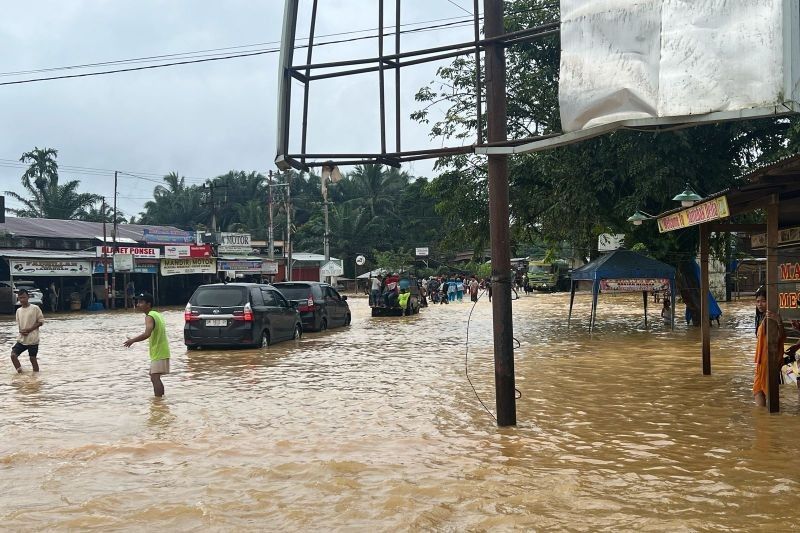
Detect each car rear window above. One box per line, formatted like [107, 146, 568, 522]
[274, 284, 317, 300]
[191, 286, 248, 307]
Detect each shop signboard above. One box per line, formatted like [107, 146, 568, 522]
[261, 260, 279, 274]
[96, 246, 160, 258]
[160, 258, 217, 276]
[164, 244, 213, 259]
[11, 259, 92, 276]
[599, 278, 670, 292]
[93, 262, 158, 274]
[218, 233, 252, 256]
[777, 246, 800, 325]
[751, 226, 800, 249]
[143, 228, 195, 245]
[657, 196, 730, 233]
[320, 261, 344, 277]
[113, 254, 134, 272]
[217, 259, 262, 272]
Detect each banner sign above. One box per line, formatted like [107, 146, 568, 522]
[218, 233, 252, 255]
[777, 247, 800, 327]
[217, 259, 262, 272]
[261, 260, 279, 274]
[751, 226, 800, 249]
[143, 228, 195, 245]
[657, 196, 730, 233]
[96, 246, 160, 258]
[415, 247, 429, 257]
[93, 262, 158, 274]
[160, 258, 216, 276]
[600, 278, 670, 293]
[164, 244, 213, 259]
[320, 261, 344, 276]
[113, 254, 134, 272]
[11, 260, 92, 277]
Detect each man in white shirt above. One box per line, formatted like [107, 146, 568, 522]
[369, 275, 382, 306]
[11, 289, 45, 373]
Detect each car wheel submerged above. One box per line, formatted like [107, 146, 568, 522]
[260, 330, 270, 348]
[319, 318, 328, 332]
[344, 313, 351, 326]
[293, 323, 302, 340]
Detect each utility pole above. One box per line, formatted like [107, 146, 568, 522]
[102, 197, 109, 310]
[268, 170, 275, 261]
[485, 0, 516, 426]
[111, 171, 119, 310]
[285, 171, 292, 281]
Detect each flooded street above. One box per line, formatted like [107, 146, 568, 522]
[2, 292, 799, 530]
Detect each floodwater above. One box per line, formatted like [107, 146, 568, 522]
[1, 292, 799, 531]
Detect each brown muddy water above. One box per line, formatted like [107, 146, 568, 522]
[1, 292, 799, 531]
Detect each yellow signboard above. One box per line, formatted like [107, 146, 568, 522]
[657, 196, 730, 233]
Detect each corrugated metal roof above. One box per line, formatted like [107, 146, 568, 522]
[0, 249, 97, 259]
[0, 217, 185, 241]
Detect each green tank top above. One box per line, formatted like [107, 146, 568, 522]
[147, 310, 170, 361]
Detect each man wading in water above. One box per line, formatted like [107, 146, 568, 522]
[11, 289, 44, 373]
[123, 293, 170, 397]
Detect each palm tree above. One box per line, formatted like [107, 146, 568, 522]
[346, 164, 409, 220]
[139, 172, 207, 229]
[77, 201, 125, 223]
[5, 147, 101, 219]
[19, 147, 58, 192]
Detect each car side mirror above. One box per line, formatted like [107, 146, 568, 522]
[341, 295, 348, 301]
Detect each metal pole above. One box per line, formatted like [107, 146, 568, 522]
[484, 0, 516, 426]
[268, 170, 275, 261]
[102, 197, 109, 310]
[112, 171, 118, 309]
[323, 193, 330, 283]
[286, 172, 292, 281]
[700, 223, 711, 375]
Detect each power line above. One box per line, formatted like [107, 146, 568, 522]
[0, 3, 558, 86]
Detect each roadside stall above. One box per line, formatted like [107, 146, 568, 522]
[652, 154, 800, 412]
[568, 249, 676, 332]
[0, 250, 96, 311]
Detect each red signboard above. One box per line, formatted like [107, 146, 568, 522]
[164, 244, 212, 259]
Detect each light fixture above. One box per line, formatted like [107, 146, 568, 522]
[672, 183, 703, 207]
[627, 210, 654, 226]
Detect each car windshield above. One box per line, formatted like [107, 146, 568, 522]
[274, 284, 315, 300]
[191, 287, 247, 307]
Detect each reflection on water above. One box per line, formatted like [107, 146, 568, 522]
[1, 294, 799, 529]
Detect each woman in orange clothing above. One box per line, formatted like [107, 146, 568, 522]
[753, 286, 785, 406]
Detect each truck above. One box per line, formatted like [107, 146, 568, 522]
[527, 259, 570, 292]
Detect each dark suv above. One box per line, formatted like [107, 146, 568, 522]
[272, 282, 351, 332]
[184, 283, 302, 349]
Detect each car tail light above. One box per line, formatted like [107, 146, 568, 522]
[234, 303, 254, 321]
[299, 293, 316, 312]
[184, 303, 199, 322]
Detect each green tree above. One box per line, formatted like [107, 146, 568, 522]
[413, 0, 794, 264]
[139, 172, 207, 229]
[5, 147, 101, 220]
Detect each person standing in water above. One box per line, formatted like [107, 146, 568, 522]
[123, 293, 170, 397]
[11, 289, 44, 373]
[753, 286, 785, 406]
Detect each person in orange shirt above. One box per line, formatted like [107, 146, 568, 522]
[753, 286, 785, 406]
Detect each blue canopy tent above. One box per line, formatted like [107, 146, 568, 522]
[568, 250, 676, 332]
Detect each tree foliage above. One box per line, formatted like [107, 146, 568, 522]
[413, 0, 800, 265]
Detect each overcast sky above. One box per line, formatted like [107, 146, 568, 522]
[0, 1, 478, 218]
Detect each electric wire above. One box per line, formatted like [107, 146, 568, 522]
[0, 3, 558, 86]
[464, 285, 522, 423]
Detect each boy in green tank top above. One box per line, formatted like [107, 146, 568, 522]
[123, 293, 171, 397]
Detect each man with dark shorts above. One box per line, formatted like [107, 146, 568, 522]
[123, 293, 171, 397]
[11, 289, 44, 373]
